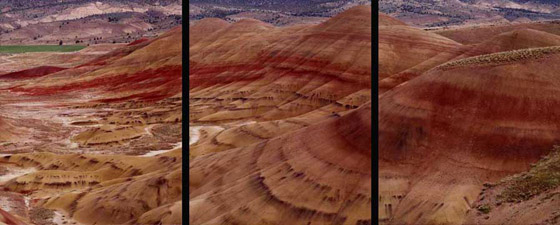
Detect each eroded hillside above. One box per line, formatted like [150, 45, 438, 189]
[379, 13, 560, 225]
[0, 27, 183, 224]
[189, 5, 372, 225]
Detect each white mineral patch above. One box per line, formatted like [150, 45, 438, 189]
[0, 167, 36, 184]
[0, 197, 13, 212]
[189, 126, 203, 145]
[140, 141, 182, 157]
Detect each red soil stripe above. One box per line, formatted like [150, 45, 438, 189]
[0, 66, 66, 80]
[9, 65, 182, 96]
[0, 208, 28, 225]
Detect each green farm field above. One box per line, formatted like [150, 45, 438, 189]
[0, 45, 86, 53]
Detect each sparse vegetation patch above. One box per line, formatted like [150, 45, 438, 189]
[498, 146, 560, 202]
[477, 204, 491, 214]
[437, 46, 560, 70]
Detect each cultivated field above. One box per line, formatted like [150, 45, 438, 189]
[0, 45, 86, 53]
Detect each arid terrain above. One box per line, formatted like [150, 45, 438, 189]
[189, 5, 371, 225]
[0, 0, 182, 45]
[380, 0, 560, 27]
[379, 10, 560, 225]
[189, 0, 371, 26]
[0, 3, 183, 224]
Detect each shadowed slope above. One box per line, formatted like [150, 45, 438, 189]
[190, 103, 371, 225]
[189, 6, 372, 224]
[379, 47, 560, 224]
[0, 66, 66, 80]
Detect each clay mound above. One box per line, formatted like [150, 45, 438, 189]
[379, 13, 407, 26]
[190, 87, 370, 158]
[79, 42, 151, 67]
[458, 28, 560, 58]
[71, 125, 146, 146]
[0, 148, 182, 225]
[378, 48, 560, 224]
[435, 22, 560, 45]
[189, 7, 371, 224]
[42, 166, 182, 225]
[8, 26, 182, 102]
[0, 23, 183, 225]
[188, 18, 277, 69]
[378, 20, 463, 93]
[313, 5, 371, 33]
[79, 26, 180, 68]
[131, 200, 182, 225]
[190, 6, 371, 124]
[0, 66, 66, 80]
[189, 18, 231, 46]
[190, 103, 371, 224]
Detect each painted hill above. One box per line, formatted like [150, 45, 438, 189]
[457, 28, 560, 58]
[8, 27, 182, 102]
[379, 46, 560, 224]
[378, 15, 464, 93]
[189, 5, 372, 224]
[379, 13, 407, 26]
[190, 5, 371, 124]
[435, 22, 560, 45]
[190, 103, 372, 224]
[378, 14, 560, 95]
[0, 26, 182, 225]
[188, 18, 231, 46]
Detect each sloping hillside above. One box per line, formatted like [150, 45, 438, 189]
[189, 5, 372, 224]
[0, 26, 183, 225]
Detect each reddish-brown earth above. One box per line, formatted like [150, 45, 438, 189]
[378, 19, 464, 94]
[190, 5, 371, 225]
[0, 27, 182, 224]
[379, 14, 560, 225]
[0, 66, 66, 80]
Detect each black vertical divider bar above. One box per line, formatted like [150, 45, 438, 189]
[372, 1, 380, 224]
[182, 1, 190, 224]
